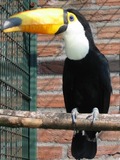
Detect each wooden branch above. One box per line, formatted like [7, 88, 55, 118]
[0, 109, 120, 130]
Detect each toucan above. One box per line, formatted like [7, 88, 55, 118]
[2, 8, 112, 159]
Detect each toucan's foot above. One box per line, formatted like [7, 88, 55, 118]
[71, 108, 79, 133]
[92, 107, 99, 123]
[71, 108, 79, 124]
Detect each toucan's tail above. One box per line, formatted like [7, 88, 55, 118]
[71, 131, 97, 159]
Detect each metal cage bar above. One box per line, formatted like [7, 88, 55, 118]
[0, 0, 37, 159]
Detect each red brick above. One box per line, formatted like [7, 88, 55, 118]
[96, 43, 120, 54]
[37, 94, 64, 108]
[37, 77, 62, 92]
[98, 26, 119, 33]
[38, 0, 93, 9]
[96, 145, 120, 158]
[37, 34, 62, 42]
[67, 0, 92, 8]
[37, 94, 119, 108]
[97, 26, 120, 39]
[37, 35, 55, 42]
[38, 61, 64, 75]
[82, 9, 120, 22]
[39, 0, 91, 8]
[43, 0, 69, 7]
[112, 76, 120, 90]
[37, 44, 63, 57]
[110, 94, 120, 106]
[37, 129, 73, 143]
[99, 131, 120, 141]
[96, 0, 120, 6]
[38, 1, 92, 12]
[37, 146, 62, 160]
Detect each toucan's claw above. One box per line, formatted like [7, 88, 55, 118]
[71, 108, 79, 133]
[92, 107, 99, 123]
[71, 108, 79, 124]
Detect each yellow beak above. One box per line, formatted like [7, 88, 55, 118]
[2, 8, 68, 34]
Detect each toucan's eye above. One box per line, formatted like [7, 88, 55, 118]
[69, 15, 74, 21]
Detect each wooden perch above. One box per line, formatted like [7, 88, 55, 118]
[0, 109, 120, 131]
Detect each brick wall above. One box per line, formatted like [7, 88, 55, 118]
[36, 0, 120, 159]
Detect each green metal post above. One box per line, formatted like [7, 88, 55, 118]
[29, 32, 37, 160]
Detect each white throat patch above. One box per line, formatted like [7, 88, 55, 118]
[63, 21, 89, 60]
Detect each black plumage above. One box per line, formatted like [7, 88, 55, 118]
[63, 9, 112, 159]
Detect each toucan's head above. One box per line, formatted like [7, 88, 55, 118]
[3, 8, 92, 36]
[3, 8, 94, 60]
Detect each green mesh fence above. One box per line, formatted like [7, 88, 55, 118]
[0, 0, 37, 159]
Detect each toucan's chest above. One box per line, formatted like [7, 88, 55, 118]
[64, 55, 101, 93]
[65, 54, 99, 77]
[63, 57, 102, 113]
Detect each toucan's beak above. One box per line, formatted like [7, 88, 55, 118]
[2, 8, 68, 34]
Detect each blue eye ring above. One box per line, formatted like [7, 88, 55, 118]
[69, 15, 74, 21]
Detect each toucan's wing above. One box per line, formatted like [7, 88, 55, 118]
[63, 58, 75, 113]
[98, 53, 112, 113]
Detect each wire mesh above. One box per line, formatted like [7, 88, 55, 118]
[0, 0, 33, 159]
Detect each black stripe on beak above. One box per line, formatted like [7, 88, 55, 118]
[3, 17, 22, 30]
